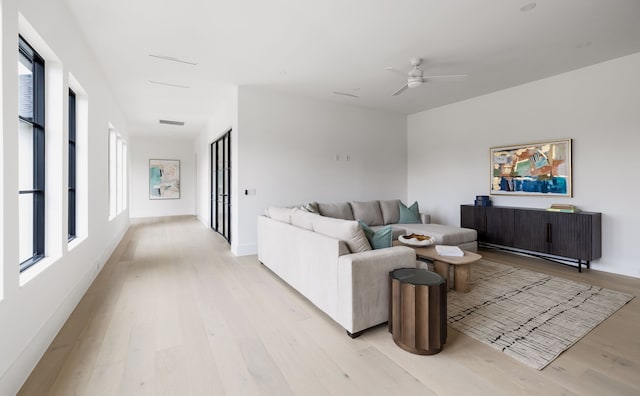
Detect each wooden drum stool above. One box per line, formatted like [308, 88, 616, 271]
[388, 268, 447, 355]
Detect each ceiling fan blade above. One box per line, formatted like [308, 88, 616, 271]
[384, 66, 408, 77]
[422, 74, 468, 82]
[392, 84, 409, 96]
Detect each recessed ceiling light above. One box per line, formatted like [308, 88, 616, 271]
[149, 80, 190, 89]
[159, 119, 185, 126]
[149, 54, 197, 66]
[520, 2, 536, 12]
[333, 91, 359, 98]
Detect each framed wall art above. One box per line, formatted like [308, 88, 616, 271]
[149, 159, 180, 199]
[490, 139, 572, 197]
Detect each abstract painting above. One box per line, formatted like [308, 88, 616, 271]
[490, 139, 572, 196]
[149, 159, 180, 199]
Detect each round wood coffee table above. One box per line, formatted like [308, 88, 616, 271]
[388, 268, 447, 355]
[393, 242, 482, 292]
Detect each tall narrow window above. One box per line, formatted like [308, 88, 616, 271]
[18, 36, 46, 271]
[116, 136, 123, 212]
[122, 142, 128, 210]
[68, 90, 76, 240]
[108, 126, 127, 219]
[108, 127, 116, 219]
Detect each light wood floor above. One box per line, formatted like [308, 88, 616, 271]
[19, 216, 640, 395]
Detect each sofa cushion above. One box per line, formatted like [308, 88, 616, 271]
[312, 216, 371, 253]
[350, 201, 384, 226]
[318, 202, 354, 220]
[399, 201, 421, 224]
[379, 199, 401, 224]
[358, 221, 392, 249]
[265, 207, 294, 223]
[291, 208, 318, 230]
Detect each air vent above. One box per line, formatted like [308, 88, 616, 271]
[159, 119, 185, 126]
[149, 80, 189, 89]
[149, 54, 197, 66]
[333, 91, 359, 98]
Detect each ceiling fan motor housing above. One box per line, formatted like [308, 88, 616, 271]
[408, 76, 423, 88]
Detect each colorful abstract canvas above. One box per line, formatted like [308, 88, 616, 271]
[149, 159, 180, 199]
[490, 139, 572, 196]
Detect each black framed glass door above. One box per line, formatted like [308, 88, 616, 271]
[210, 130, 231, 242]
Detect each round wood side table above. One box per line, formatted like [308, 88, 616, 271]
[388, 268, 447, 355]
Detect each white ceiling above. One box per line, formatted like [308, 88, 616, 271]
[63, 0, 640, 137]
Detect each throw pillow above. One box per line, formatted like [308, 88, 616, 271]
[358, 221, 392, 250]
[398, 201, 421, 224]
[301, 201, 319, 213]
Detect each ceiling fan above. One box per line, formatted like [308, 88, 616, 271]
[386, 58, 467, 96]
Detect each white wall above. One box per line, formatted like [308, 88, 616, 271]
[234, 87, 408, 255]
[193, 87, 238, 238]
[129, 135, 196, 218]
[1, 0, 131, 393]
[408, 52, 640, 278]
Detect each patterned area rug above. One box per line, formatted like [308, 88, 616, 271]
[447, 260, 634, 370]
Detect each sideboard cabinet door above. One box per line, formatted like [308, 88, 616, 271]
[513, 209, 550, 253]
[484, 207, 514, 247]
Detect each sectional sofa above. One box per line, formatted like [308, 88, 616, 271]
[257, 199, 477, 337]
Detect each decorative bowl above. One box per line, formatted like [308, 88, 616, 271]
[398, 234, 434, 247]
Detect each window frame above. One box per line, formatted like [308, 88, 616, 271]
[18, 35, 46, 272]
[68, 89, 76, 241]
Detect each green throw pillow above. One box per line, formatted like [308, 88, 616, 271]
[358, 221, 392, 250]
[398, 201, 421, 224]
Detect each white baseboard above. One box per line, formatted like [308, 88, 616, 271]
[233, 243, 258, 256]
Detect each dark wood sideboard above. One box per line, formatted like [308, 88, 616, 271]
[460, 205, 601, 272]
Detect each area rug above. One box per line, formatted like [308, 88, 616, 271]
[447, 260, 634, 370]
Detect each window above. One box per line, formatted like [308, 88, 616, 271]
[108, 127, 117, 219]
[122, 142, 128, 210]
[18, 36, 46, 271]
[68, 90, 76, 240]
[108, 126, 127, 219]
[116, 136, 123, 211]
[68, 75, 88, 247]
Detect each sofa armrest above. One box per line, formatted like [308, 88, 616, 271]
[420, 212, 431, 224]
[337, 246, 416, 333]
